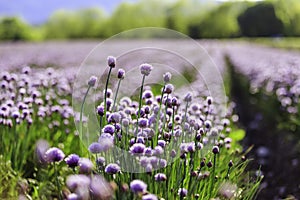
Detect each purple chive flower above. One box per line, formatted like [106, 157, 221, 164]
[105, 163, 121, 174]
[163, 72, 172, 83]
[143, 90, 153, 99]
[66, 174, 90, 192]
[88, 142, 102, 154]
[103, 124, 115, 135]
[78, 158, 94, 174]
[206, 96, 213, 105]
[138, 118, 148, 128]
[65, 154, 80, 168]
[88, 76, 97, 87]
[178, 188, 188, 197]
[108, 112, 121, 123]
[187, 143, 195, 153]
[97, 105, 104, 116]
[44, 147, 65, 163]
[159, 159, 167, 168]
[96, 157, 106, 166]
[130, 143, 146, 154]
[130, 179, 147, 194]
[97, 136, 114, 152]
[145, 164, 153, 173]
[157, 140, 166, 148]
[154, 146, 164, 156]
[142, 194, 158, 200]
[212, 146, 220, 154]
[140, 63, 153, 76]
[117, 68, 125, 79]
[144, 147, 153, 156]
[184, 92, 192, 102]
[90, 175, 113, 199]
[154, 173, 167, 182]
[164, 84, 174, 94]
[107, 56, 116, 68]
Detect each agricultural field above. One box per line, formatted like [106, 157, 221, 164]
[0, 39, 300, 200]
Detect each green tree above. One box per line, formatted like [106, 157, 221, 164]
[191, 2, 249, 38]
[273, 0, 300, 36]
[238, 2, 284, 37]
[0, 17, 31, 41]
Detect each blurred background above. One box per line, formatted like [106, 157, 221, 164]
[0, 0, 300, 41]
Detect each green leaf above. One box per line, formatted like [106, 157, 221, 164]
[229, 129, 246, 141]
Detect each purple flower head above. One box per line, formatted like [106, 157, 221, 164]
[187, 142, 195, 153]
[88, 142, 102, 154]
[105, 163, 121, 174]
[154, 146, 164, 156]
[184, 92, 192, 102]
[136, 136, 145, 144]
[97, 105, 104, 116]
[103, 124, 115, 135]
[107, 56, 116, 68]
[140, 63, 153, 76]
[143, 90, 153, 99]
[138, 118, 148, 128]
[206, 96, 213, 105]
[145, 164, 153, 173]
[142, 194, 158, 200]
[78, 158, 94, 174]
[140, 156, 149, 167]
[130, 143, 146, 154]
[212, 145, 220, 154]
[130, 179, 147, 194]
[104, 89, 113, 98]
[90, 175, 113, 199]
[144, 147, 153, 156]
[117, 68, 125, 79]
[163, 72, 172, 83]
[164, 84, 174, 94]
[178, 188, 188, 197]
[96, 156, 106, 166]
[108, 112, 121, 123]
[170, 149, 176, 158]
[44, 147, 65, 163]
[172, 97, 178, 106]
[154, 173, 167, 182]
[158, 140, 166, 148]
[88, 76, 97, 87]
[159, 159, 167, 168]
[66, 174, 90, 192]
[122, 118, 130, 127]
[65, 154, 80, 168]
[98, 136, 114, 152]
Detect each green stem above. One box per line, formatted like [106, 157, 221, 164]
[104, 67, 113, 121]
[80, 86, 91, 140]
[209, 153, 217, 198]
[112, 79, 122, 112]
[155, 84, 165, 143]
[136, 75, 146, 134]
[54, 162, 62, 200]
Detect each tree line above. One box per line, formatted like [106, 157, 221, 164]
[1, 0, 299, 41]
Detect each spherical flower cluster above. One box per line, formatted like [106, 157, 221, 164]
[140, 63, 153, 76]
[65, 154, 80, 168]
[105, 163, 121, 174]
[130, 179, 147, 194]
[88, 76, 97, 87]
[117, 68, 125, 79]
[107, 56, 116, 68]
[44, 147, 65, 163]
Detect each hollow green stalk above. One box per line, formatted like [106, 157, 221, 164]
[80, 85, 91, 140]
[104, 67, 113, 121]
[112, 78, 122, 112]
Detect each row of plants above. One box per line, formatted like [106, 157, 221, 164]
[0, 56, 262, 199]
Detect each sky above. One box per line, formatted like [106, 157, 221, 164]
[0, 0, 138, 24]
[0, 0, 262, 25]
